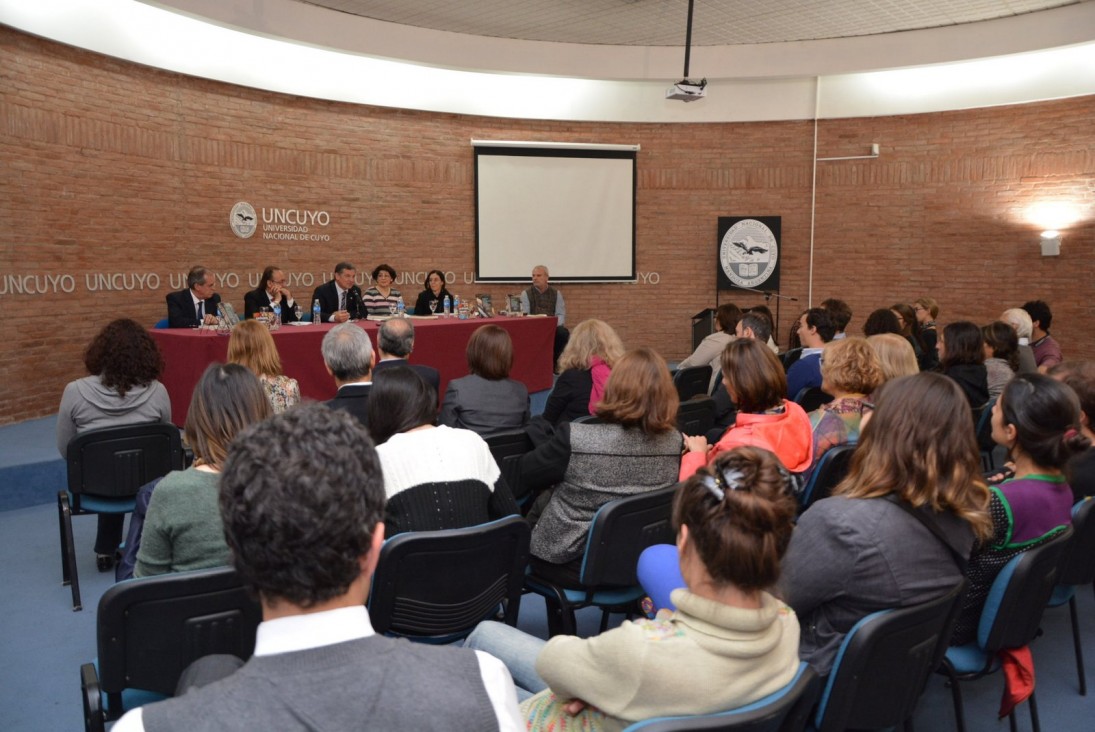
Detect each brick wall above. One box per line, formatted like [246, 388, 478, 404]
[1, 27, 1092, 424]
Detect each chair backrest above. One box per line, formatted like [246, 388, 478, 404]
[677, 397, 716, 437]
[798, 444, 856, 511]
[978, 525, 1073, 652]
[485, 429, 535, 503]
[368, 515, 531, 642]
[974, 397, 997, 453]
[623, 662, 820, 732]
[815, 580, 967, 732]
[792, 386, 833, 413]
[1059, 499, 1095, 587]
[153, 318, 170, 329]
[67, 423, 184, 503]
[674, 365, 713, 402]
[96, 566, 261, 699]
[579, 484, 678, 588]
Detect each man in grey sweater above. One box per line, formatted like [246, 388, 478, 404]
[113, 404, 521, 731]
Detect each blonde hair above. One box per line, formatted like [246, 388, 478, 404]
[867, 333, 919, 383]
[557, 319, 625, 372]
[821, 337, 884, 395]
[227, 320, 284, 378]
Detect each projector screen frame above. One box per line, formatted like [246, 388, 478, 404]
[473, 140, 639, 284]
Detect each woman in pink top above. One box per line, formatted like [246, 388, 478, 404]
[680, 338, 813, 480]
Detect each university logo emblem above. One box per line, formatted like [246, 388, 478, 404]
[230, 202, 258, 239]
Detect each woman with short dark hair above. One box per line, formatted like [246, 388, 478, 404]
[939, 320, 990, 408]
[362, 263, 402, 319]
[680, 338, 813, 481]
[439, 325, 530, 438]
[981, 320, 1018, 399]
[370, 366, 518, 535]
[57, 318, 172, 571]
[135, 363, 272, 577]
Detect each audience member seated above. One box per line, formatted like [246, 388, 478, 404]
[519, 348, 683, 588]
[369, 367, 518, 535]
[913, 296, 940, 353]
[372, 317, 441, 394]
[861, 308, 902, 337]
[785, 307, 835, 398]
[938, 321, 990, 409]
[1022, 299, 1063, 372]
[57, 318, 172, 572]
[800, 337, 883, 486]
[540, 319, 624, 426]
[413, 268, 453, 315]
[891, 302, 936, 371]
[744, 305, 780, 353]
[1000, 307, 1039, 374]
[322, 323, 374, 427]
[111, 404, 521, 731]
[676, 303, 741, 394]
[780, 373, 991, 674]
[440, 324, 531, 438]
[468, 447, 800, 730]
[681, 339, 813, 482]
[227, 319, 300, 414]
[134, 364, 271, 577]
[362, 263, 402, 319]
[1049, 361, 1095, 501]
[866, 333, 919, 384]
[820, 298, 852, 340]
[981, 320, 1018, 399]
[951, 373, 1088, 644]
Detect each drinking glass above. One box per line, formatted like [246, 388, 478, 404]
[293, 304, 303, 322]
[429, 299, 438, 315]
[388, 301, 397, 317]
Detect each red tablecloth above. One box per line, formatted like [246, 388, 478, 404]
[150, 317, 556, 426]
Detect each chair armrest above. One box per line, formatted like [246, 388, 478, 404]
[81, 662, 104, 732]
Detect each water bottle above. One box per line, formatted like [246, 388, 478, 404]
[271, 304, 282, 330]
[312, 299, 321, 325]
[453, 294, 461, 319]
[443, 295, 451, 317]
[396, 296, 406, 318]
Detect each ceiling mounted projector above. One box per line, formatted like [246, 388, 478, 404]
[666, 78, 707, 102]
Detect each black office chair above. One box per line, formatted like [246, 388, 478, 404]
[58, 422, 184, 610]
[1046, 499, 1095, 695]
[525, 484, 677, 637]
[80, 566, 261, 732]
[792, 386, 833, 413]
[622, 662, 820, 732]
[368, 515, 531, 644]
[677, 396, 716, 437]
[797, 443, 856, 512]
[485, 429, 535, 506]
[674, 365, 713, 402]
[814, 580, 967, 732]
[940, 527, 1073, 732]
[974, 397, 999, 471]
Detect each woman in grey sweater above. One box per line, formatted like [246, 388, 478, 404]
[57, 319, 172, 571]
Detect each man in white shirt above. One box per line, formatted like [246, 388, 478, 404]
[112, 404, 521, 732]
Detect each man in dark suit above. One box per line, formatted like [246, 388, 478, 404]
[166, 266, 221, 328]
[372, 318, 441, 396]
[243, 265, 298, 323]
[322, 323, 374, 427]
[311, 262, 364, 323]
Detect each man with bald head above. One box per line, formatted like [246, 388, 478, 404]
[373, 318, 441, 396]
[520, 265, 569, 366]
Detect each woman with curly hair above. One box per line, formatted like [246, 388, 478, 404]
[362, 263, 402, 319]
[227, 319, 301, 413]
[57, 318, 172, 571]
[541, 318, 625, 425]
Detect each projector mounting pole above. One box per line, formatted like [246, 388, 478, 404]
[683, 0, 694, 78]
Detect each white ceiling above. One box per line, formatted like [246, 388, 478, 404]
[299, 0, 1080, 47]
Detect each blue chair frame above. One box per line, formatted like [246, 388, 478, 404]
[797, 443, 855, 512]
[1045, 499, 1095, 695]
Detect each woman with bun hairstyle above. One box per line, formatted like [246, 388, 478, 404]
[951, 373, 1089, 644]
[467, 446, 800, 730]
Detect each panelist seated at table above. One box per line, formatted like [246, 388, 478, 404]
[372, 318, 441, 395]
[166, 266, 221, 328]
[322, 323, 375, 427]
[243, 265, 298, 323]
[311, 261, 364, 323]
[413, 269, 453, 316]
[520, 264, 569, 363]
[362, 263, 402, 319]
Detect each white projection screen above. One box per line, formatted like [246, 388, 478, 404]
[474, 144, 637, 282]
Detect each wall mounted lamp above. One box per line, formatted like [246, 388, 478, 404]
[1040, 230, 1062, 256]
